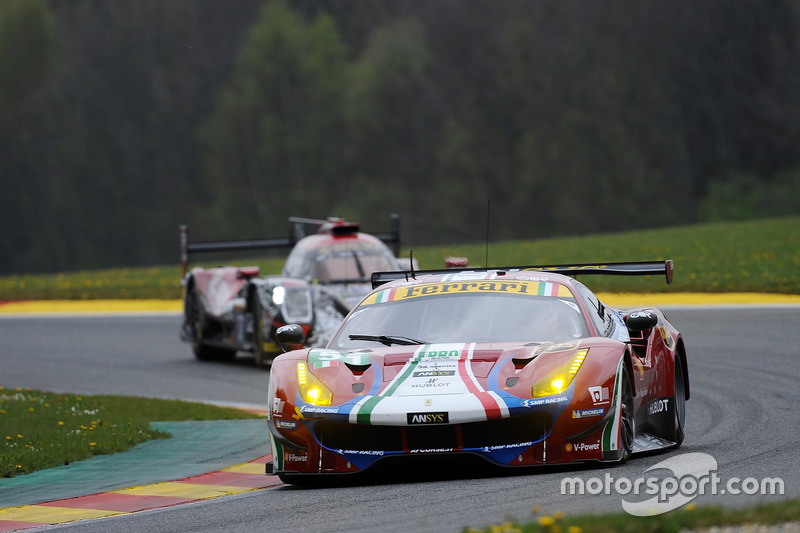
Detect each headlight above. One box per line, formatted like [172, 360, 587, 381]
[297, 361, 333, 406]
[531, 349, 589, 397]
[272, 286, 285, 305]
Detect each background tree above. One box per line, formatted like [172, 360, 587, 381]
[0, 0, 59, 273]
[198, 1, 349, 239]
[1, 0, 799, 274]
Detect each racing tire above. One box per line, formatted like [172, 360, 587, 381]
[187, 288, 235, 362]
[253, 297, 270, 367]
[673, 354, 686, 448]
[619, 363, 635, 462]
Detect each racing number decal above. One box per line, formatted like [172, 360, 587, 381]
[308, 349, 371, 367]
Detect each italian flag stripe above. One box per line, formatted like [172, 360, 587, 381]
[352, 346, 426, 424]
[457, 344, 507, 419]
[375, 288, 396, 303]
[602, 357, 625, 451]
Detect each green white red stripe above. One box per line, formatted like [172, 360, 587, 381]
[348, 343, 509, 425]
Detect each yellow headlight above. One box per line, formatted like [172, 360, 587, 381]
[297, 361, 333, 406]
[531, 349, 589, 397]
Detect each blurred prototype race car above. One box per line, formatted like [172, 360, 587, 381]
[179, 215, 406, 366]
[267, 260, 688, 483]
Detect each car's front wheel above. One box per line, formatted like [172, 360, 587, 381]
[673, 354, 686, 447]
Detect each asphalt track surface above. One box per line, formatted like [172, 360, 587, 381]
[1, 298, 800, 531]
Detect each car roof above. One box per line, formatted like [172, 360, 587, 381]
[291, 232, 391, 254]
[361, 270, 582, 306]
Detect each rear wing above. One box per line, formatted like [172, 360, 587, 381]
[180, 214, 401, 278]
[371, 260, 674, 289]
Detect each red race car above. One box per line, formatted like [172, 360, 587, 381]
[268, 261, 688, 483]
[179, 216, 406, 366]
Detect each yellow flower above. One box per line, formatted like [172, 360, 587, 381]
[17, 434, 23, 439]
[0, 409, 5, 414]
[686, 503, 696, 511]
[58, 421, 64, 426]
[28, 407, 35, 412]
[538, 516, 555, 527]
[567, 527, 582, 533]
[532, 505, 542, 515]
[5, 436, 12, 441]
[554, 511, 564, 520]
[90, 442, 97, 447]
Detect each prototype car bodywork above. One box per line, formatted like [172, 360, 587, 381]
[179, 216, 404, 365]
[267, 261, 689, 483]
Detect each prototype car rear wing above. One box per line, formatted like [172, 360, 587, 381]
[180, 214, 401, 278]
[371, 260, 674, 289]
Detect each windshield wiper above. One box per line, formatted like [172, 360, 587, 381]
[351, 250, 366, 279]
[348, 334, 427, 346]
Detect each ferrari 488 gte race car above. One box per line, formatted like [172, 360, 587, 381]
[267, 260, 688, 483]
[179, 216, 406, 366]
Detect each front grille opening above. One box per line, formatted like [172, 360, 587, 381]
[312, 413, 552, 452]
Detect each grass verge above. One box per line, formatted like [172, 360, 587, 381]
[0, 217, 799, 300]
[0, 387, 259, 478]
[465, 499, 800, 532]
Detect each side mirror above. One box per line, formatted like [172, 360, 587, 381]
[625, 310, 658, 332]
[276, 324, 306, 353]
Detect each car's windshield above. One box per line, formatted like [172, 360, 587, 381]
[329, 291, 589, 349]
[284, 240, 397, 283]
[308, 251, 396, 283]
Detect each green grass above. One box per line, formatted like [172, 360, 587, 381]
[0, 387, 259, 478]
[464, 498, 800, 532]
[1, 217, 799, 300]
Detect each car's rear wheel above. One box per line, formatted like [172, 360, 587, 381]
[188, 288, 235, 362]
[673, 354, 686, 447]
[619, 363, 635, 462]
[253, 297, 271, 367]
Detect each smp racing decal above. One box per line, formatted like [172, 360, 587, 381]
[521, 396, 569, 407]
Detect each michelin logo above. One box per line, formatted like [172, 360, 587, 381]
[573, 408, 605, 419]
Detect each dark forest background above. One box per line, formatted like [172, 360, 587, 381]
[2, 0, 799, 275]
